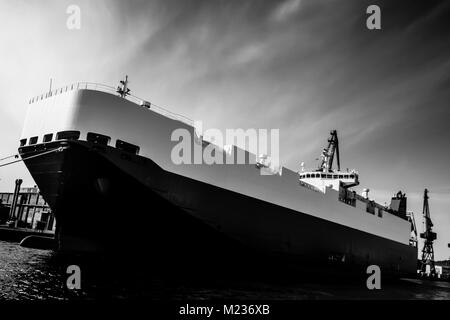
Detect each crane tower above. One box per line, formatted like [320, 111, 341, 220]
[419, 189, 437, 277]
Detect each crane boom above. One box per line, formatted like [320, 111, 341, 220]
[317, 130, 340, 172]
[406, 211, 417, 247]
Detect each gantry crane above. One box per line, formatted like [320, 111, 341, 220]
[419, 189, 437, 277]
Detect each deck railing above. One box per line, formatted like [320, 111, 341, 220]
[28, 82, 194, 127]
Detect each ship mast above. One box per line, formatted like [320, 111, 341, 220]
[117, 75, 131, 98]
[419, 188, 437, 277]
[317, 130, 340, 172]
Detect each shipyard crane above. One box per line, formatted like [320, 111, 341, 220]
[419, 188, 437, 277]
[317, 130, 340, 172]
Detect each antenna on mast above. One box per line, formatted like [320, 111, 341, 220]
[117, 75, 131, 98]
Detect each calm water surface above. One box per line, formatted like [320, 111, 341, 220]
[1, 240, 449, 301]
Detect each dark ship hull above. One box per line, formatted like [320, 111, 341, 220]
[18, 140, 418, 277]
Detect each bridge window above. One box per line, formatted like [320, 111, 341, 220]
[29, 136, 38, 145]
[326, 174, 332, 179]
[321, 174, 325, 178]
[315, 173, 319, 178]
[43, 134, 53, 143]
[306, 174, 310, 178]
[344, 175, 349, 179]
[116, 140, 140, 155]
[333, 175, 338, 179]
[20, 139, 27, 146]
[87, 132, 111, 146]
[339, 175, 343, 179]
[56, 130, 80, 141]
[350, 174, 355, 179]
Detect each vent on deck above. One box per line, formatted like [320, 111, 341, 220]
[116, 140, 140, 155]
[29, 136, 38, 145]
[43, 134, 53, 143]
[87, 132, 111, 146]
[56, 131, 80, 141]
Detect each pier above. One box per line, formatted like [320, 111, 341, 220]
[0, 179, 55, 245]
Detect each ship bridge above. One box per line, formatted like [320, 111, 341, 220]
[298, 130, 359, 192]
[299, 170, 359, 192]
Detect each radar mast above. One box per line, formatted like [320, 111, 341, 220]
[117, 75, 131, 98]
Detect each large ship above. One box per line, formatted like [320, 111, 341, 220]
[18, 78, 418, 277]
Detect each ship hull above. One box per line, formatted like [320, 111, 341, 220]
[19, 140, 417, 278]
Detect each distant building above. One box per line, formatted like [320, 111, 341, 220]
[20, 186, 40, 194]
[0, 186, 54, 232]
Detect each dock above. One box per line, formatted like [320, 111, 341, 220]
[0, 225, 54, 243]
[0, 180, 55, 248]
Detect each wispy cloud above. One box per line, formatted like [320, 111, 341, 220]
[271, 0, 302, 22]
[229, 43, 267, 66]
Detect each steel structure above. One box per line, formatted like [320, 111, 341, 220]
[419, 189, 437, 276]
[317, 130, 340, 172]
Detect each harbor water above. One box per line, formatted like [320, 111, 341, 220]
[1, 240, 450, 301]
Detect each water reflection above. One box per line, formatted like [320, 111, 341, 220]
[1, 241, 449, 301]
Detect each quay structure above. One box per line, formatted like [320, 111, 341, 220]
[0, 179, 55, 235]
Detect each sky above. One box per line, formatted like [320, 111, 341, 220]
[0, 0, 449, 259]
